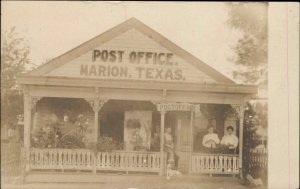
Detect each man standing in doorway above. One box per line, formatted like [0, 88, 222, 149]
[164, 127, 179, 170]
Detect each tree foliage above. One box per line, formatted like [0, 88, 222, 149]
[1, 27, 30, 127]
[226, 4, 269, 179]
[226, 2, 268, 85]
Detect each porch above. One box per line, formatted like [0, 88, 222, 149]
[25, 97, 244, 177]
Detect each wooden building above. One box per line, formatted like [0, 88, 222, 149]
[17, 18, 257, 181]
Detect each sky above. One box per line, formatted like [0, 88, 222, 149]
[2, 1, 242, 81]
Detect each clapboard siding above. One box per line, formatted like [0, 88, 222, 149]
[47, 29, 216, 84]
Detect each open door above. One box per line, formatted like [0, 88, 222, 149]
[166, 112, 192, 174]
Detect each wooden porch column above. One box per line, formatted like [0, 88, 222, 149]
[93, 110, 99, 144]
[159, 110, 166, 176]
[23, 87, 41, 172]
[85, 98, 107, 174]
[23, 92, 31, 172]
[189, 111, 195, 175]
[232, 104, 245, 178]
[238, 105, 245, 178]
[85, 98, 108, 143]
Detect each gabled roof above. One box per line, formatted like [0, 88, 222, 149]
[26, 17, 234, 84]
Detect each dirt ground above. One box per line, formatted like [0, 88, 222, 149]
[2, 175, 267, 189]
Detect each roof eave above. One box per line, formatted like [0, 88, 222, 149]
[17, 75, 257, 94]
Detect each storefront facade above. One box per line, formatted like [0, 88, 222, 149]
[18, 18, 257, 179]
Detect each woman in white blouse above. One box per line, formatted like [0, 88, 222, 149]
[220, 126, 239, 154]
[202, 126, 220, 152]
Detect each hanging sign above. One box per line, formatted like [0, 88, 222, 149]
[157, 103, 200, 112]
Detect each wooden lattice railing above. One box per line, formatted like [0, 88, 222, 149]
[29, 148, 161, 173]
[191, 153, 239, 175]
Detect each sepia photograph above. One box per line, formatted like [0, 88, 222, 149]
[1, 2, 299, 189]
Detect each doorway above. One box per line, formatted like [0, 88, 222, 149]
[99, 111, 124, 143]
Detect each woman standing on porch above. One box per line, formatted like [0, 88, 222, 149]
[221, 126, 239, 154]
[202, 126, 220, 153]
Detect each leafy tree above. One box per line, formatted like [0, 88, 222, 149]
[226, 3, 268, 182]
[1, 27, 30, 128]
[226, 2, 268, 85]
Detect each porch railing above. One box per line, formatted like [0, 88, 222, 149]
[249, 148, 267, 170]
[29, 148, 161, 173]
[191, 153, 239, 175]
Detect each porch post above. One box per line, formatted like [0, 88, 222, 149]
[231, 104, 245, 177]
[23, 87, 41, 172]
[85, 98, 108, 144]
[238, 105, 245, 178]
[94, 110, 99, 144]
[85, 98, 107, 174]
[159, 110, 165, 176]
[189, 111, 195, 175]
[23, 90, 31, 172]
